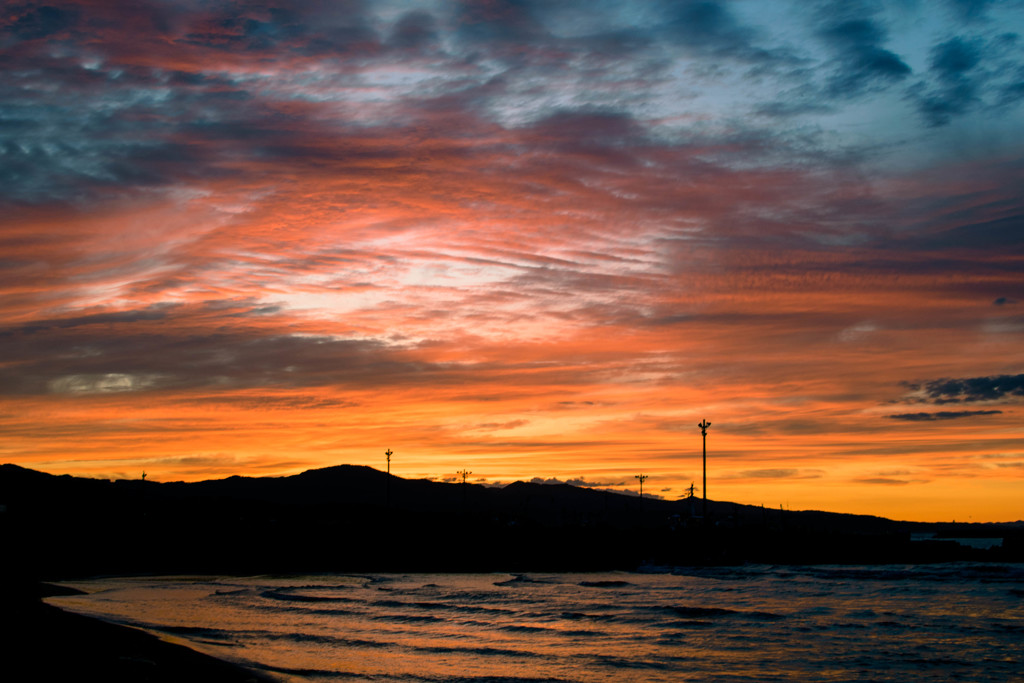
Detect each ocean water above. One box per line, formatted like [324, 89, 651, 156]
[48, 564, 1024, 682]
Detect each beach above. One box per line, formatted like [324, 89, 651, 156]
[38, 568, 1024, 682]
[4, 581, 274, 683]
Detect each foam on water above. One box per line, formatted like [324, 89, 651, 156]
[48, 564, 1024, 682]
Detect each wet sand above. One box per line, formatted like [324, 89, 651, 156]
[4, 582, 276, 683]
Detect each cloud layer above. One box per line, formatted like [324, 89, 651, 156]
[1, 0, 1023, 521]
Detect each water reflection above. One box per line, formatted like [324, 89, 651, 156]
[49, 565, 1024, 682]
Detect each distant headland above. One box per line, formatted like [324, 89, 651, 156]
[2, 463, 1021, 579]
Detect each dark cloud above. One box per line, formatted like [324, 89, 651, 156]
[661, 0, 782, 63]
[0, 66, 249, 206]
[754, 99, 835, 119]
[180, 1, 379, 56]
[899, 214, 1024, 252]
[3, 3, 79, 40]
[910, 36, 984, 125]
[908, 32, 1024, 126]
[994, 297, 1017, 305]
[11, 306, 174, 334]
[454, 0, 547, 45]
[932, 37, 984, 77]
[887, 410, 1004, 421]
[0, 302, 453, 396]
[947, 0, 998, 23]
[388, 10, 440, 51]
[817, 15, 912, 98]
[856, 477, 912, 485]
[904, 373, 1024, 404]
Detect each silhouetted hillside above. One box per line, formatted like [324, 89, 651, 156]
[1, 464, 1020, 579]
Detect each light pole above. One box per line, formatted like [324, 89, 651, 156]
[385, 449, 393, 508]
[457, 469, 472, 508]
[698, 419, 710, 518]
[635, 473, 647, 500]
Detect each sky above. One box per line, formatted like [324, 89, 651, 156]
[1, 0, 1023, 522]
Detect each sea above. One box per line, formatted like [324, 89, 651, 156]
[48, 564, 1024, 682]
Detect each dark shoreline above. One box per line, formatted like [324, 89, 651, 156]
[4, 582, 276, 683]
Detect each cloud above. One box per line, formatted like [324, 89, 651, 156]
[4, 3, 79, 39]
[911, 37, 983, 126]
[856, 477, 912, 485]
[907, 31, 1024, 126]
[529, 476, 626, 487]
[0, 301, 461, 396]
[1, 0, 1023, 520]
[472, 420, 530, 431]
[177, 1, 380, 57]
[887, 410, 1004, 421]
[723, 469, 824, 480]
[660, 0, 795, 65]
[903, 374, 1024, 404]
[946, 0, 998, 23]
[817, 14, 912, 99]
[388, 10, 440, 52]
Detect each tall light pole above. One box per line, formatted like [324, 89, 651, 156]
[698, 419, 710, 518]
[635, 473, 647, 500]
[457, 469, 472, 508]
[385, 449, 393, 508]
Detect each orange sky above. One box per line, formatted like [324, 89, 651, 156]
[1, 0, 1022, 522]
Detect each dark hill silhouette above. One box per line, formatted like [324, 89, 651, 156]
[1, 463, 1019, 580]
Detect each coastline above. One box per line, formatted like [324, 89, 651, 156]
[4, 582, 277, 683]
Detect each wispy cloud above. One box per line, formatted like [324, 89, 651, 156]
[888, 410, 1005, 421]
[902, 375, 1024, 405]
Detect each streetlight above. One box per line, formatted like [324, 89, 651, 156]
[385, 449, 393, 508]
[635, 473, 648, 500]
[698, 419, 710, 518]
[457, 469, 472, 507]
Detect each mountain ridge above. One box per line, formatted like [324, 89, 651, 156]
[2, 463, 1020, 578]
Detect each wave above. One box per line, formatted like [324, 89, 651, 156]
[498, 624, 550, 633]
[373, 613, 447, 624]
[492, 574, 559, 587]
[411, 643, 547, 659]
[259, 588, 358, 603]
[578, 580, 632, 588]
[663, 605, 785, 621]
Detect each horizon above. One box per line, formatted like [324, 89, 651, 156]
[1, 1, 1022, 524]
[7, 460, 1022, 526]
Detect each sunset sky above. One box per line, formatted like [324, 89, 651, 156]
[2, 0, 1022, 522]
